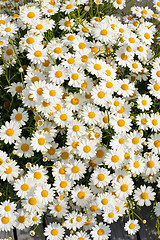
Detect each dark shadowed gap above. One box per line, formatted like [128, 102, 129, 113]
[13, 228, 18, 240]
[136, 231, 141, 240]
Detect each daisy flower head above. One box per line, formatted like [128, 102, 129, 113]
[126, 130, 145, 151]
[71, 185, 92, 207]
[34, 183, 54, 205]
[128, 60, 143, 74]
[146, 113, 160, 132]
[10, 107, 29, 126]
[0, 214, 16, 232]
[65, 159, 86, 181]
[13, 176, 34, 198]
[53, 108, 73, 128]
[90, 167, 112, 188]
[137, 94, 152, 111]
[148, 80, 160, 99]
[77, 137, 97, 160]
[104, 149, 124, 170]
[31, 130, 52, 152]
[133, 185, 156, 206]
[81, 104, 100, 126]
[109, 133, 128, 151]
[66, 119, 86, 138]
[103, 206, 119, 224]
[143, 153, 160, 175]
[19, 5, 41, 25]
[27, 44, 47, 64]
[27, 164, 48, 184]
[115, 47, 133, 67]
[15, 209, 30, 230]
[0, 120, 21, 145]
[59, 17, 75, 31]
[136, 113, 149, 130]
[138, 25, 154, 45]
[49, 65, 68, 85]
[0, 150, 8, 167]
[0, 159, 20, 182]
[128, 155, 145, 175]
[47, 39, 67, 60]
[29, 80, 46, 102]
[43, 83, 63, 105]
[110, 114, 132, 134]
[44, 222, 65, 240]
[124, 219, 140, 235]
[91, 85, 110, 107]
[147, 134, 160, 154]
[54, 177, 72, 193]
[91, 21, 114, 44]
[117, 79, 135, 97]
[49, 198, 68, 218]
[91, 223, 111, 240]
[60, 0, 77, 14]
[65, 211, 87, 231]
[86, 58, 106, 78]
[0, 200, 16, 217]
[96, 192, 115, 211]
[113, 0, 126, 9]
[68, 67, 85, 88]
[14, 137, 34, 158]
[113, 176, 134, 200]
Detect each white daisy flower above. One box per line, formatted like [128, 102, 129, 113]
[34, 183, 54, 204]
[90, 223, 111, 240]
[90, 167, 112, 188]
[44, 222, 65, 240]
[65, 159, 86, 181]
[71, 185, 93, 207]
[77, 137, 97, 160]
[113, 176, 134, 200]
[137, 94, 152, 111]
[0, 120, 21, 145]
[133, 185, 156, 206]
[124, 219, 140, 235]
[13, 176, 35, 198]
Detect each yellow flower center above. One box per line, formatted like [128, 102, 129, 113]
[32, 76, 39, 83]
[157, 71, 160, 77]
[34, 50, 42, 57]
[29, 197, 37, 205]
[60, 114, 68, 121]
[36, 24, 43, 30]
[124, 152, 130, 160]
[77, 191, 85, 199]
[111, 155, 119, 162]
[88, 112, 95, 119]
[67, 35, 75, 41]
[121, 53, 128, 60]
[38, 137, 45, 145]
[51, 229, 58, 236]
[117, 119, 125, 127]
[55, 71, 63, 78]
[103, 116, 109, 123]
[64, 21, 71, 27]
[97, 229, 104, 235]
[1, 216, 9, 224]
[97, 91, 105, 98]
[101, 29, 108, 35]
[108, 212, 114, 218]
[132, 137, 139, 144]
[53, 46, 62, 53]
[55, 205, 62, 212]
[15, 113, 22, 121]
[129, 223, 135, 229]
[71, 97, 79, 105]
[137, 46, 143, 52]
[154, 84, 160, 91]
[60, 181, 67, 188]
[48, 147, 55, 155]
[132, 63, 138, 69]
[41, 190, 48, 197]
[5, 27, 11, 32]
[127, 46, 132, 52]
[90, 205, 97, 212]
[141, 118, 147, 124]
[59, 167, 65, 174]
[66, 3, 72, 9]
[37, 87, 43, 95]
[142, 100, 147, 106]
[91, 46, 99, 53]
[141, 192, 148, 199]
[61, 152, 69, 159]
[147, 160, 154, 168]
[6, 49, 13, 55]
[120, 184, 128, 192]
[71, 73, 79, 80]
[72, 125, 80, 132]
[134, 161, 140, 168]
[152, 119, 158, 126]
[21, 183, 29, 191]
[72, 166, 80, 173]
[6, 128, 14, 136]
[49, 90, 56, 97]
[81, 55, 88, 62]
[97, 173, 105, 181]
[79, 42, 86, 49]
[34, 172, 42, 180]
[68, 58, 75, 64]
[83, 145, 91, 153]
[27, 12, 35, 18]
[121, 84, 129, 90]
[4, 206, 11, 212]
[94, 64, 101, 70]
[18, 216, 26, 223]
[101, 198, 108, 205]
[32, 216, 38, 222]
[144, 33, 150, 39]
[96, 150, 104, 158]
[119, 138, 125, 144]
[5, 166, 12, 174]
[106, 82, 113, 89]
[154, 140, 160, 148]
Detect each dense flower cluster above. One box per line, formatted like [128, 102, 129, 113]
[0, 0, 160, 239]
